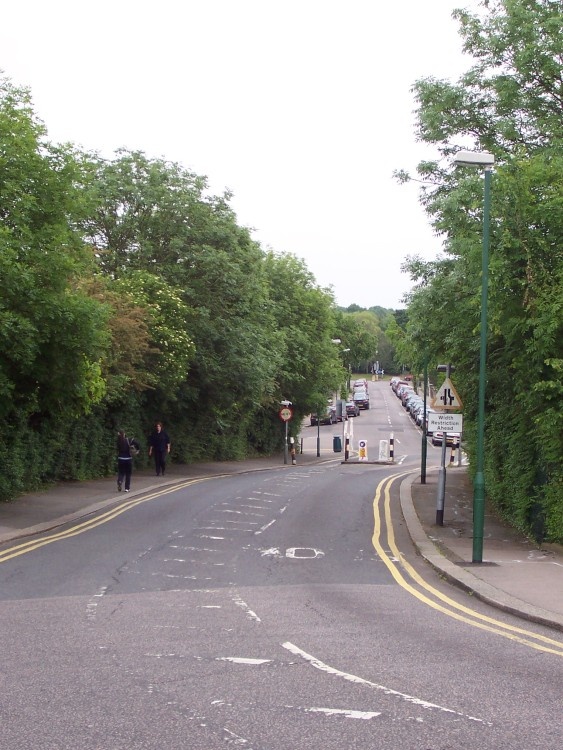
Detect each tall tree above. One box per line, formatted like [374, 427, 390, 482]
[0, 76, 109, 421]
[83, 150, 279, 459]
[399, 0, 563, 540]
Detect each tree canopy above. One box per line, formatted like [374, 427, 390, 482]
[398, 0, 562, 540]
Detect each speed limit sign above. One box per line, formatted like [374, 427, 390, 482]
[279, 407, 293, 422]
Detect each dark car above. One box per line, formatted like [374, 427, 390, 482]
[353, 390, 370, 409]
[310, 406, 337, 426]
[345, 401, 360, 417]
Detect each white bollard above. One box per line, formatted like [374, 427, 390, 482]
[379, 440, 389, 461]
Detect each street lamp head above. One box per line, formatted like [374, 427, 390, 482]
[454, 150, 495, 168]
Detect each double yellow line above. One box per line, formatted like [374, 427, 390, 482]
[372, 471, 563, 657]
[0, 476, 216, 563]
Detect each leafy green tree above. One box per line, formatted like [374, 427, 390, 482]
[83, 150, 280, 459]
[0, 75, 116, 499]
[398, 0, 563, 540]
[263, 251, 342, 419]
[0, 75, 109, 421]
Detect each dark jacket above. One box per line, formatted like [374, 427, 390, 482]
[118, 435, 140, 459]
[149, 429, 170, 453]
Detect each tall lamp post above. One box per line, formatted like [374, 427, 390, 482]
[453, 149, 494, 564]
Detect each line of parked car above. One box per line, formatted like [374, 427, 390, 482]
[351, 378, 370, 410]
[389, 377, 461, 447]
[310, 379, 370, 426]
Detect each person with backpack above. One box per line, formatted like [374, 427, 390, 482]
[148, 421, 171, 477]
[117, 430, 141, 492]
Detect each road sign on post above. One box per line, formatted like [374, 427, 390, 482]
[431, 378, 463, 410]
[279, 403, 293, 465]
[427, 412, 464, 434]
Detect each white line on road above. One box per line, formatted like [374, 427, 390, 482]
[282, 642, 490, 725]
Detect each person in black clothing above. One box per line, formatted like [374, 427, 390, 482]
[149, 421, 171, 476]
[117, 430, 141, 492]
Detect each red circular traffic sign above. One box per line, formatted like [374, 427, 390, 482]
[279, 407, 293, 422]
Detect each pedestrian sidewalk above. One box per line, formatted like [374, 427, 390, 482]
[0, 455, 561, 632]
[401, 467, 563, 632]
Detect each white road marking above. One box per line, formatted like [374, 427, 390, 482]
[86, 585, 108, 621]
[183, 545, 223, 550]
[196, 527, 248, 532]
[301, 707, 381, 720]
[260, 547, 283, 557]
[216, 657, 271, 665]
[240, 505, 265, 516]
[255, 519, 276, 535]
[207, 519, 260, 526]
[232, 595, 261, 622]
[282, 642, 490, 725]
[285, 547, 325, 559]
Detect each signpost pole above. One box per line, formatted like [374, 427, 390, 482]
[279, 401, 293, 465]
[436, 434, 448, 525]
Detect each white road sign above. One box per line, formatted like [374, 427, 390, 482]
[428, 412, 464, 433]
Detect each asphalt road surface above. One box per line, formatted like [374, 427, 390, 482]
[1, 382, 562, 749]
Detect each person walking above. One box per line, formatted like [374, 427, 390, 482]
[148, 421, 171, 477]
[117, 430, 141, 492]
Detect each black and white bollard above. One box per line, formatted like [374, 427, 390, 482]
[436, 433, 448, 525]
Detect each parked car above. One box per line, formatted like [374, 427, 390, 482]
[353, 390, 370, 409]
[353, 379, 368, 391]
[392, 379, 410, 394]
[395, 384, 413, 400]
[399, 387, 416, 406]
[421, 408, 439, 435]
[405, 393, 423, 413]
[310, 406, 337, 426]
[431, 430, 461, 447]
[408, 401, 424, 420]
[345, 401, 360, 417]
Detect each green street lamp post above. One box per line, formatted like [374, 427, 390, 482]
[454, 150, 494, 564]
[421, 355, 428, 484]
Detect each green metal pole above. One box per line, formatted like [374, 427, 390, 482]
[472, 167, 492, 563]
[421, 356, 428, 484]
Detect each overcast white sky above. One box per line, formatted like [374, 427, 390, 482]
[2, 0, 481, 309]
